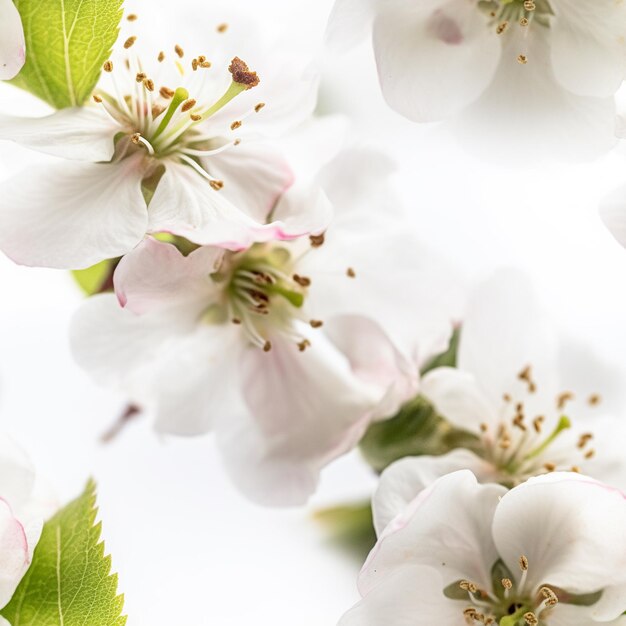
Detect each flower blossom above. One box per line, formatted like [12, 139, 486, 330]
[0, 14, 317, 268]
[0, 0, 25, 80]
[341, 470, 626, 625]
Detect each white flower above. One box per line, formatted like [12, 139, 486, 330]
[0, 18, 318, 269]
[374, 269, 626, 520]
[327, 0, 625, 158]
[341, 470, 626, 625]
[0, 434, 44, 609]
[70, 149, 461, 505]
[0, 0, 25, 81]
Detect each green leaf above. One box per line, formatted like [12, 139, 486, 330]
[1, 480, 127, 626]
[12, 0, 124, 108]
[71, 258, 119, 296]
[421, 326, 461, 374]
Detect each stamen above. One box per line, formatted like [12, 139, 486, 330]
[103, 60, 114, 72]
[523, 416, 571, 461]
[93, 94, 103, 103]
[293, 274, 311, 287]
[231, 120, 242, 130]
[255, 102, 266, 112]
[130, 133, 155, 155]
[524, 613, 538, 626]
[556, 391, 574, 410]
[263, 340, 272, 352]
[310, 320, 323, 329]
[309, 233, 325, 247]
[151, 87, 189, 140]
[175, 44, 185, 58]
[124, 36, 137, 49]
[229, 57, 260, 89]
[217, 23, 229, 33]
[346, 267, 356, 278]
[158, 51, 165, 63]
[126, 13, 138, 21]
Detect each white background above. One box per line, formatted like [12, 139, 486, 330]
[1, 0, 626, 623]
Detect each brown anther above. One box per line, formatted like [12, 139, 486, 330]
[459, 580, 478, 593]
[181, 99, 197, 112]
[192, 59, 199, 71]
[126, 13, 138, 21]
[197, 55, 207, 63]
[130, 133, 141, 145]
[577, 432, 593, 449]
[463, 607, 478, 620]
[93, 94, 103, 103]
[543, 462, 556, 472]
[159, 86, 175, 99]
[310, 320, 324, 329]
[517, 54, 528, 64]
[263, 340, 272, 352]
[512, 415, 527, 431]
[231, 120, 242, 130]
[151, 105, 166, 118]
[234, 138, 241, 146]
[499, 438, 511, 449]
[588, 394, 601, 406]
[135, 72, 147, 83]
[519, 555, 529, 571]
[571, 465, 581, 473]
[229, 57, 260, 89]
[255, 102, 266, 113]
[190, 113, 202, 121]
[143, 78, 155, 92]
[480, 423, 488, 433]
[540, 587, 558, 606]
[524, 0, 536, 9]
[158, 51, 165, 63]
[210, 180, 224, 191]
[309, 233, 325, 247]
[496, 21, 509, 35]
[293, 274, 311, 288]
[557, 391, 574, 410]
[298, 339, 311, 352]
[503, 393, 512, 402]
[524, 613, 538, 626]
[217, 23, 229, 33]
[103, 60, 114, 72]
[124, 36, 137, 49]
[232, 318, 241, 325]
[174, 45, 184, 58]
[533, 416, 545, 433]
[346, 267, 356, 278]
[501, 578, 513, 590]
[200, 61, 211, 68]
[584, 449, 596, 459]
[520, 17, 529, 26]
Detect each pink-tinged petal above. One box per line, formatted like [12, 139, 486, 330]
[0, 0, 25, 80]
[114, 238, 221, 315]
[0, 498, 33, 608]
[0, 108, 118, 161]
[217, 322, 385, 506]
[322, 315, 418, 420]
[373, 451, 499, 535]
[148, 161, 328, 249]
[550, 0, 626, 98]
[372, 0, 501, 122]
[421, 367, 497, 435]
[493, 472, 626, 605]
[202, 141, 295, 224]
[0, 156, 148, 269]
[339, 564, 461, 626]
[600, 183, 626, 249]
[360, 471, 505, 595]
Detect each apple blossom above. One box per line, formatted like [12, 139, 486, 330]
[70, 149, 462, 505]
[370, 270, 626, 523]
[0, 434, 43, 610]
[327, 0, 625, 158]
[0, 15, 318, 269]
[0, 0, 25, 81]
[341, 470, 626, 625]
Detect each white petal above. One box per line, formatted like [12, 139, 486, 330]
[372, 0, 501, 122]
[0, 499, 32, 608]
[457, 269, 558, 411]
[114, 238, 220, 315]
[0, 0, 25, 80]
[454, 25, 617, 161]
[373, 450, 499, 535]
[551, 0, 626, 98]
[0, 435, 35, 514]
[149, 161, 329, 249]
[217, 323, 383, 506]
[492, 472, 626, 604]
[326, 0, 376, 52]
[0, 157, 147, 269]
[0, 108, 118, 161]
[360, 471, 506, 595]
[600, 183, 626, 249]
[549, 604, 620, 626]
[203, 141, 294, 224]
[339, 564, 461, 626]
[421, 367, 498, 435]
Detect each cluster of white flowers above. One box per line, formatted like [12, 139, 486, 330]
[0, 0, 625, 623]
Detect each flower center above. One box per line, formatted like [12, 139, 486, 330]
[451, 556, 562, 625]
[477, 365, 600, 485]
[95, 35, 263, 189]
[206, 243, 322, 353]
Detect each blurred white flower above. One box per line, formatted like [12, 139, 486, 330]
[341, 470, 626, 626]
[0, 434, 43, 609]
[0, 19, 317, 269]
[0, 0, 25, 81]
[371, 269, 626, 525]
[327, 0, 625, 159]
[70, 149, 461, 505]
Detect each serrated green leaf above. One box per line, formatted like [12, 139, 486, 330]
[1, 480, 127, 626]
[12, 0, 124, 108]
